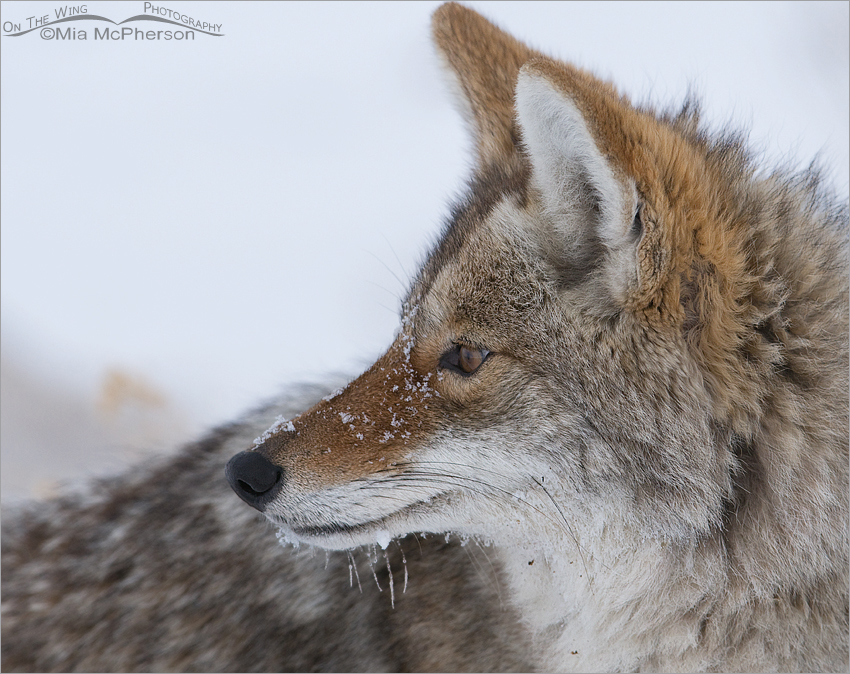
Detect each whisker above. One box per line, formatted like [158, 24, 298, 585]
[336, 461, 601, 590]
[531, 476, 594, 586]
[386, 460, 599, 565]
[380, 232, 409, 286]
[367, 470, 587, 553]
[400, 545, 408, 593]
[384, 549, 395, 609]
[348, 550, 363, 593]
[365, 544, 383, 592]
[366, 249, 406, 299]
[473, 538, 503, 608]
[461, 539, 499, 601]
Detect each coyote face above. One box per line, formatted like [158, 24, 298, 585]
[2, 5, 843, 673]
[226, 2, 844, 555]
[224, 3, 847, 669]
[227, 183, 728, 553]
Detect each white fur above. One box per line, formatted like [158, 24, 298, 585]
[515, 69, 634, 247]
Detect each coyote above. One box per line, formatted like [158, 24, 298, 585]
[3, 3, 847, 672]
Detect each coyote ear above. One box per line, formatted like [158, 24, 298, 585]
[515, 64, 630, 246]
[515, 63, 634, 289]
[431, 3, 539, 166]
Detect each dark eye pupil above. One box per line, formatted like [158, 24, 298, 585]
[459, 346, 485, 373]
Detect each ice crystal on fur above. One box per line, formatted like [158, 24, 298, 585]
[376, 530, 392, 550]
[322, 387, 344, 402]
[275, 527, 300, 550]
[253, 415, 295, 446]
[2, 4, 846, 673]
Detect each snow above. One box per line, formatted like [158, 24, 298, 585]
[376, 530, 392, 550]
[275, 527, 300, 550]
[322, 388, 345, 403]
[3, 1, 847, 500]
[253, 416, 295, 447]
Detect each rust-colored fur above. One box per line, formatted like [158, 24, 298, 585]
[3, 4, 847, 672]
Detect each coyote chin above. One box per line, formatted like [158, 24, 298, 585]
[3, 3, 847, 672]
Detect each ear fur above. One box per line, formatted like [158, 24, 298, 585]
[431, 2, 539, 166]
[433, 4, 641, 301]
[515, 64, 637, 293]
[515, 66, 633, 243]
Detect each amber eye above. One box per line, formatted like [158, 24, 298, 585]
[459, 345, 487, 373]
[440, 344, 491, 376]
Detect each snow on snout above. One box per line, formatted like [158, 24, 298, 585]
[253, 415, 296, 447]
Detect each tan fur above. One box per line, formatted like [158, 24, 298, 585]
[262, 336, 437, 492]
[431, 3, 540, 165]
[3, 4, 847, 672]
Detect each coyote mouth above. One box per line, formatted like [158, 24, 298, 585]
[293, 521, 375, 537]
[280, 494, 450, 542]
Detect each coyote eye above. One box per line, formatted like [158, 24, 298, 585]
[459, 345, 488, 373]
[440, 344, 491, 376]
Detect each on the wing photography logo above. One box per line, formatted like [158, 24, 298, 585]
[2, 3, 223, 41]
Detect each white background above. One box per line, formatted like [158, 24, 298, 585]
[2, 1, 848, 500]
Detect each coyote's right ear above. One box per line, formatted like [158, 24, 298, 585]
[515, 65, 631, 243]
[431, 3, 539, 165]
[514, 63, 636, 294]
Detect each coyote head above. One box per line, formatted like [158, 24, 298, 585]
[226, 2, 847, 588]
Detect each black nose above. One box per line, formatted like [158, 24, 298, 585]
[225, 451, 284, 511]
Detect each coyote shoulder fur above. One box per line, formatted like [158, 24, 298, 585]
[3, 4, 847, 672]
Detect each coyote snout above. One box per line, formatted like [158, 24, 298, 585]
[2, 4, 846, 673]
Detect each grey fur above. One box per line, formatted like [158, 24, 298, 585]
[3, 4, 848, 672]
[2, 385, 531, 672]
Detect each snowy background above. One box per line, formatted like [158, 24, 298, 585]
[2, 1, 848, 501]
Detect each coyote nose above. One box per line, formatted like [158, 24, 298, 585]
[225, 451, 283, 511]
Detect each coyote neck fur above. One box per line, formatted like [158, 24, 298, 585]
[496, 479, 842, 672]
[3, 4, 846, 673]
[495, 520, 748, 671]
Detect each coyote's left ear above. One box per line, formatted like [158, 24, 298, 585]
[515, 61, 638, 294]
[432, 3, 539, 166]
